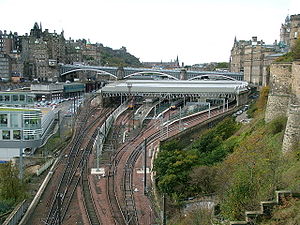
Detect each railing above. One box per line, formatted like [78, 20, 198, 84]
[36, 158, 55, 176]
[40, 110, 58, 144]
[2, 200, 28, 225]
[94, 102, 128, 164]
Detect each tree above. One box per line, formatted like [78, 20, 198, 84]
[189, 166, 217, 194]
[0, 162, 26, 202]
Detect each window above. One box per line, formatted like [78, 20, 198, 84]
[10, 114, 20, 128]
[27, 96, 34, 103]
[0, 95, 3, 101]
[0, 114, 8, 127]
[19, 95, 25, 101]
[4, 95, 9, 101]
[13, 130, 21, 140]
[2, 130, 10, 140]
[24, 134, 34, 140]
[12, 95, 18, 101]
[24, 118, 41, 128]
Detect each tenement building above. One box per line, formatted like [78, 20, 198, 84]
[143, 56, 180, 69]
[0, 23, 105, 82]
[230, 14, 300, 87]
[20, 23, 65, 81]
[230, 36, 285, 86]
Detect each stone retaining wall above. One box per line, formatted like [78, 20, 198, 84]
[265, 61, 300, 152]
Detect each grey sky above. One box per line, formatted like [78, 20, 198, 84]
[0, 0, 299, 65]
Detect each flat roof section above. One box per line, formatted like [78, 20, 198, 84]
[100, 80, 249, 98]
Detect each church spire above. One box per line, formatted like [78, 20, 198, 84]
[176, 55, 179, 67]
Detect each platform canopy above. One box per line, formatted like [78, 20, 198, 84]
[100, 80, 249, 99]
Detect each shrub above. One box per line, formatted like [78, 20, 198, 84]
[267, 116, 287, 135]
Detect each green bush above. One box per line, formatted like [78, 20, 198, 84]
[154, 117, 240, 200]
[170, 208, 213, 225]
[267, 116, 287, 135]
[0, 199, 14, 214]
[275, 52, 295, 62]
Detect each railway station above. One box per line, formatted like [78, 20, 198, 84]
[99, 79, 250, 106]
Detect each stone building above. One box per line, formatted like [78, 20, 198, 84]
[281, 14, 300, 49]
[19, 23, 65, 81]
[65, 39, 101, 66]
[0, 30, 22, 81]
[230, 14, 300, 87]
[143, 56, 180, 69]
[0, 30, 21, 54]
[21, 35, 49, 81]
[230, 36, 284, 86]
[65, 39, 83, 64]
[0, 53, 11, 81]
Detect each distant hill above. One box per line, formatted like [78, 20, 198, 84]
[99, 45, 142, 67]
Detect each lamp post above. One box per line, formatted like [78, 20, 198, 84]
[19, 131, 24, 180]
[126, 82, 133, 131]
[96, 127, 105, 171]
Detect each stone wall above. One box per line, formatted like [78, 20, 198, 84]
[282, 104, 300, 153]
[265, 63, 292, 122]
[266, 61, 300, 153]
[265, 94, 290, 122]
[291, 61, 300, 98]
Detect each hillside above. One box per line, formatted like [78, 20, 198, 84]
[99, 45, 142, 67]
[154, 87, 300, 224]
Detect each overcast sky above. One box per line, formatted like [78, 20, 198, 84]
[0, 0, 299, 65]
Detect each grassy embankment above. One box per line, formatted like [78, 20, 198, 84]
[154, 87, 300, 224]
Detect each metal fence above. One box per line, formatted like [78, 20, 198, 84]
[36, 158, 55, 176]
[94, 102, 128, 168]
[2, 200, 28, 225]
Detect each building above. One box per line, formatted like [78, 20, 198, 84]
[230, 14, 300, 87]
[230, 36, 285, 86]
[0, 91, 59, 160]
[30, 83, 64, 101]
[0, 92, 42, 160]
[0, 30, 21, 54]
[30, 82, 85, 100]
[143, 56, 180, 69]
[280, 14, 300, 49]
[20, 23, 65, 82]
[65, 39, 101, 66]
[0, 53, 11, 81]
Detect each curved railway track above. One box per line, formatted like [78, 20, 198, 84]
[45, 103, 112, 225]
[106, 111, 132, 225]
[81, 127, 103, 225]
[104, 103, 238, 225]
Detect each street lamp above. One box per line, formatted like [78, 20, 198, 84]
[126, 82, 133, 131]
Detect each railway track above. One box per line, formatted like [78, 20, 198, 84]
[82, 162, 101, 225]
[103, 103, 238, 225]
[45, 103, 112, 225]
[122, 144, 143, 225]
[119, 103, 238, 225]
[106, 111, 132, 225]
